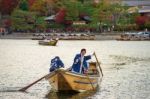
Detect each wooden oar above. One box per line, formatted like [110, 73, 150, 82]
[85, 73, 95, 91]
[94, 52, 103, 77]
[19, 73, 50, 92]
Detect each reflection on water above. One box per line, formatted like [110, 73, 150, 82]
[0, 40, 150, 99]
[46, 90, 98, 99]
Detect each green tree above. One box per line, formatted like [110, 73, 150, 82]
[110, 3, 124, 25]
[11, 9, 36, 32]
[79, 2, 96, 17]
[35, 16, 47, 32]
[62, 1, 80, 21]
[30, 0, 47, 15]
[19, 0, 29, 11]
[92, 0, 125, 32]
[145, 21, 150, 29]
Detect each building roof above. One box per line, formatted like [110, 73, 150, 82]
[139, 6, 150, 13]
[123, 0, 150, 13]
[123, 0, 150, 6]
[44, 15, 55, 21]
[127, 6, 139, 13]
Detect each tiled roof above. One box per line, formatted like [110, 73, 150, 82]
[123, 0, 150, 6]
[139, 6, 150, 13]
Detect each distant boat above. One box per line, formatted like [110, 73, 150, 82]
[45, 62, 103, 92]
[38, 39, 58, 46]
[116, 31, 150, 41]
[59, 34, 95, 40]
[32, 33, 46, 40]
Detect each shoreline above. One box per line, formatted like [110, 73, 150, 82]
[0, 33, 120, 40]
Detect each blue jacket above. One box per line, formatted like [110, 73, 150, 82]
[49, 57, 64, 72]
[71, 54, 91, 74]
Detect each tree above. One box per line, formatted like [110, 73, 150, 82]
[55, 8, 66, 24]
[19, 0, 29, 11]
[78, 1, 95, 17]
[136, 15, 149, 30]
[0, 0, 18, 15]
[145, 21, 150, 30]
[77, 0, 84, 4]
[11, 9, 36, 32]
[62, 1, 80, 21]
[30, 0, 47, 15]
[110, 3, 124, 25]
[28, 0, 36, 8]
[44, 0, 60, 15]
[92, 0, 125, 32]
[34, 16, 47, 32]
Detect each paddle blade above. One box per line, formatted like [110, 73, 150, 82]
[19, 74, 49, 92]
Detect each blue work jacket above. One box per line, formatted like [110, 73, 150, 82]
[50, 57, 64, 72]
[71, 54, 91, 74]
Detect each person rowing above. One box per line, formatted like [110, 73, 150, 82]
[71, 49, 94, 74]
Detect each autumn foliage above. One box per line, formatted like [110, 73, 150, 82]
[55, 9, 66, 24]
[1, 0, 149, 31]
[28, 0, 36, 8]
[0, 0, 18, 15]
[135, 15, 150, 29]
[135, 16, 149, 26]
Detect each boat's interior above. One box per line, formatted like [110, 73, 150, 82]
[87, 62, 99, 75]
[65, 62, 100, 76]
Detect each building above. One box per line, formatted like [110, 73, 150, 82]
[123, 0, 150, 18]
[122, 0, 150, 7]
[139, 6, 150, 17]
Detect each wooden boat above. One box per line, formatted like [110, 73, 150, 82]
[116, 32, 150, 41]
[45, 62, 103, 92]
[59, 35, 95, 40]
[38, 39, 58, 46]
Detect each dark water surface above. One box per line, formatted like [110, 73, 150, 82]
[0, 40, 150, 99]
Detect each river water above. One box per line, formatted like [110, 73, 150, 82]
[0, 40, 150, 99]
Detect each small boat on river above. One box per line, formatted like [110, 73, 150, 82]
[116, 31, 150, 41]
[38, 39, 58, 46]
[45, 62, 103, 92]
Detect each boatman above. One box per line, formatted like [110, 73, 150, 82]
[71, 49, 93, 74]
[49, 56, 64, 72]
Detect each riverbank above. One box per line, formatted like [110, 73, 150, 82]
[0, 32, 120, 40]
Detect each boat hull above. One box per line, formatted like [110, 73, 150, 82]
[38, 40, 58, 46]
[46, 62, 102, 92]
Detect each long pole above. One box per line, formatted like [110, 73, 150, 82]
[94, 52, 103, 76]
[19, 74, 49, 92]
[85, 73, 95, 91]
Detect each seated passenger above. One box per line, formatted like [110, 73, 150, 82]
[49, 56, 64, 72]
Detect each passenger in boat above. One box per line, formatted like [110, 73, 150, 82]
[71, 49, 93, 74]
[49, 56, 64, 72]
